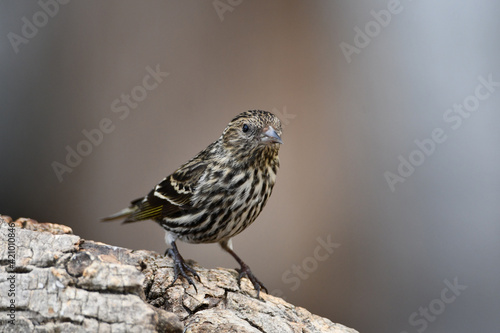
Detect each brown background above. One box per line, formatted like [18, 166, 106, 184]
[1, 1, 499, 332]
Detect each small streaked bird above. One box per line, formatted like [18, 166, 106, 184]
[102, 110, 283, 297]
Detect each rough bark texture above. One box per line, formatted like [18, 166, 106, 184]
[0, 215, 358, 333]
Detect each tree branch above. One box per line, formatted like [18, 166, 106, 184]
[0, 215, 358, 333]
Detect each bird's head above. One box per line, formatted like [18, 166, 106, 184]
[221, 110, 283, 156]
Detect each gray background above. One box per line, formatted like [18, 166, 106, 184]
[1, 1, 499, 332]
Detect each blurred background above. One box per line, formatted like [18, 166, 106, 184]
[1, 1, 499, 332]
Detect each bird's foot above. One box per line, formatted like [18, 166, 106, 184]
[165, 248, 201, 292]
[236, 262, 268, 298]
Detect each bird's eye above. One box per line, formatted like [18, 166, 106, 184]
[242, 124, 249, 133]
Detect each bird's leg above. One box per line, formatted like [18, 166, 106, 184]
[165, 241, 200, 292]
[220, 239, 267, 298]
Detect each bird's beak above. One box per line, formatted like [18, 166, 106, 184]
[261, 125, 283, 144]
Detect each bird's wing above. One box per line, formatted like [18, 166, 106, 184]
[123, 160, 208, 222]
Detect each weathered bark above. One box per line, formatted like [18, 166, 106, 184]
[0, 215, 358, 333]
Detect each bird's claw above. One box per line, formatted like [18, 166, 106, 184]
[236, 263, 268, 298]
[165, 248, 200, 292]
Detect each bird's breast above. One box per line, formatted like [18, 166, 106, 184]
[171, 163, 278, 243]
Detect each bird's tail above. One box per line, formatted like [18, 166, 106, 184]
[101, 198, 142, 222]
[101, 206, 138, 222]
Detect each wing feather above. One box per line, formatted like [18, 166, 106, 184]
[124, 160, 207, 222]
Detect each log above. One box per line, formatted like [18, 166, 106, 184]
[0, 215, 358, 333]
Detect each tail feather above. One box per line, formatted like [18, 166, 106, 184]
[102, 196, 163, 223]
[101, 206, 138, 222]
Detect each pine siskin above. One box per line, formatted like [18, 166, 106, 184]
[103, 110, 283, 297]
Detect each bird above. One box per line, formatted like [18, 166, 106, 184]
[102, 110, 283, 297]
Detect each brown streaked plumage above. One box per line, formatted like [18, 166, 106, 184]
[103, 110, 283, 297]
